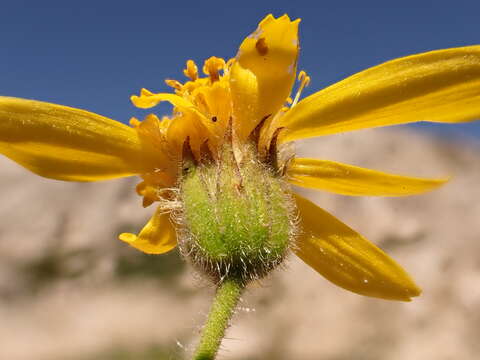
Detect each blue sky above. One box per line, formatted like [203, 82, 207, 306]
[1, 0, 479, 139]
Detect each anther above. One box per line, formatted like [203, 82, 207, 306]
[291, 70, 311, 108]
[183, 60, 198, 81]
[203, 56, 226, 82]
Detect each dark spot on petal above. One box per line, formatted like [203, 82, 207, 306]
[211, 116, 218, 122]
[255, 38, 269, 56]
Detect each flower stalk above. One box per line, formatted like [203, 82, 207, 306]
[193, 278, 244, 360]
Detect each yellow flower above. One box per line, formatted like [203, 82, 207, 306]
[1, 14, 479, 301]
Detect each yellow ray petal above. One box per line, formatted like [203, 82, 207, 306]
[293, 194, 421, 301]
[287, 158, 448, 196]
[131, 90, 208, 120]
[230, 14, 300, 141]
[119, 207, 177, 254]
[280, 45, 480, 143]
[131, 89, 190, 110]
[0, 97, 159, 181]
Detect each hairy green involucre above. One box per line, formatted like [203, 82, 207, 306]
[179, 142, 296, 283]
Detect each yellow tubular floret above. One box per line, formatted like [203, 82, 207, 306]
[279, 45, 480, 143]
[230, 14, 300, 141]
[119, 206, 177, 254]
[0, 97, 159, 181]
[202, 56, 226, 81]
[190, 81, 231, 141]
[183, 59, 199, 80]
[287, 158, 448, 196]
[293, 194, 421, 301]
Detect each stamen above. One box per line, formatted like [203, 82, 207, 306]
[291, 70, 311, 107]
[203, 56, 226, 82]
[183, 60, 199, 81]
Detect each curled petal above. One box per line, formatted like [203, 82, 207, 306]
[131, 90, 208, 120]
[119, 207, 177, 254]
[294, 194, 421, 301]
[280, 45, 480, 142]
[0, 97, 159, 181]
[131, 90, 215, 154]
[287, 158, 448, 196]
[230, 14, 300, 141]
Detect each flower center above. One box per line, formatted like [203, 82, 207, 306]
[129, 57, 310, 208]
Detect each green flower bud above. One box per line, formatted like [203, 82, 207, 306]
[178, 140, 297, 283]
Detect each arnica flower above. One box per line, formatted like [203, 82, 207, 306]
[1, 14, 480, 303]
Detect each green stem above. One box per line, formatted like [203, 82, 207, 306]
[193, 278, 244, 360]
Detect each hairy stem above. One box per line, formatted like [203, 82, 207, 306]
[193, 278, 244, 360]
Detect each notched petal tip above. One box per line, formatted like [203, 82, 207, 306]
[258, 13, 275, 25]
[257, 13, 301, 30]
[238, 13, 300, 73]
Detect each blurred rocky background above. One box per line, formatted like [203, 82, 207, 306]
[1, 127, 479, 360]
